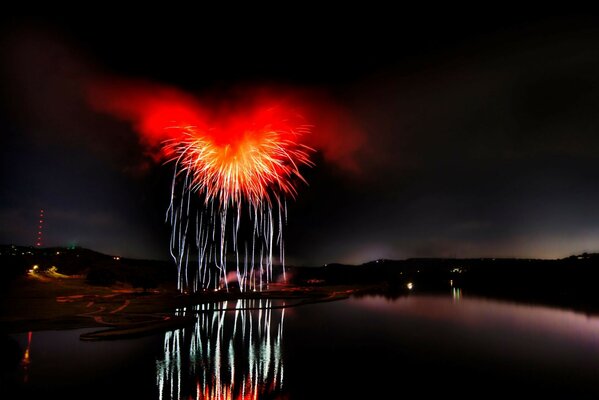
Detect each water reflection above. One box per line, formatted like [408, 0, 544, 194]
[20, 331, 32, 383]
[157, 299, 285, 400]
[452, 287, 461, 302]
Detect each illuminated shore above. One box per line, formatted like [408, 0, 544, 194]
[0, 276, 361, 336]
[5, 250, 599, 338]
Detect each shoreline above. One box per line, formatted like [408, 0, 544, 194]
[0, 276, 363, 336]
[4, 274, 599, 338]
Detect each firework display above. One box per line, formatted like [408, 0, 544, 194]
[88, 83, 315, 292]
[163, 105, 313, 292]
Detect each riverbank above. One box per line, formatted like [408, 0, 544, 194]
[0, 276, 364, 335]
[5, 266, 599, 339]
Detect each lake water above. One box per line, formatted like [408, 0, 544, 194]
[6, 293, 599, 398]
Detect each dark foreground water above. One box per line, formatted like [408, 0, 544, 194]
[6, 293, 599, 399]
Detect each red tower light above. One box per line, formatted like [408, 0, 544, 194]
[36, 209, 44, 247]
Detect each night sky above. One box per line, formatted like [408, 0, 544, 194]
[3, 14, 599, 265]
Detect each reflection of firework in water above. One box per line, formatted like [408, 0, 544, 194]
[164, 107, 313, 292]
[157, 300, 285, 400]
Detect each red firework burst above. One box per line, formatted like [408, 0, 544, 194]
[163, 105, 314, 208]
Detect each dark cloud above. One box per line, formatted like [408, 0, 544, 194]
[0, 27, 171, 258]
[285, 21, 599, 264]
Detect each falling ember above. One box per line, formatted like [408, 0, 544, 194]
[165, 106, 314, 292]
[87, 81, 315, 292]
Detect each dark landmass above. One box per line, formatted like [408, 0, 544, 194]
[2, 244, 599, 337]
[290, 254, 599, 315]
